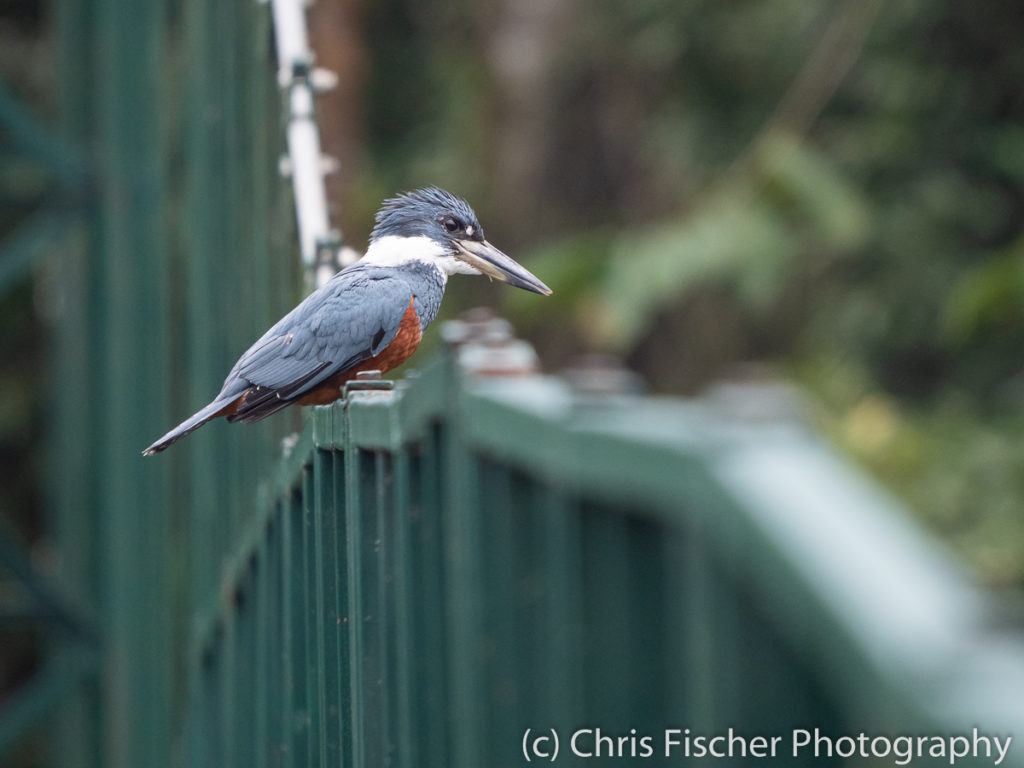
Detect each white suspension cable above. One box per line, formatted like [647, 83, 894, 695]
[270, 0, 341, 285]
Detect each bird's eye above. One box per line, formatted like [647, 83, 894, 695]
[442, 216, 461, 233]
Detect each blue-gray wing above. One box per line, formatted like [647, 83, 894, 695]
[222, 269, 414, 421]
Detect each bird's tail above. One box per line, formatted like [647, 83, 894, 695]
[141, 395, 240, 456]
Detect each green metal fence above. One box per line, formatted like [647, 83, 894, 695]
[186, 316, 1024, 768]
[45, 0, 299, 765]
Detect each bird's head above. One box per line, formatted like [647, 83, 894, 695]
[364, 187, 552, 295]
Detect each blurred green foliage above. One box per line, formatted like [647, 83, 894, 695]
[361, 0, 1024, 586]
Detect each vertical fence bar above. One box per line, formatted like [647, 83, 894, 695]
[704, 548, 744, 731]
[301, 467, 322, 768]
[313, 449, 343, 766]
[330, 450, 354, 768]
[285, 488, 309, 766]
[54, 0, 101, 761]
[624, 516, 669, 737]
[218, 0, 243, 544]
[220, 598, 237, 768]
[232, 576, 247, 768]
[477, 461, 519, 757]
[539, 488, 583, 742]
[243, 567, 260, 768]
[679, 513, 715, 732]
[442, 429, 485, 768]
[664, 527, 693, 728]
[410, 428, 449, 768]
[391, 448, 415, 768]
[578, 504, 633, 738]
[283, 489, 295, 768]
[255, 529, 270, 768]
[508, 473, 575, 750]
[354, 450, 384, 767]
[375, 451, 396, 767]
[268, 504, 287, 767]
[344, 445, 365, 768]
[203, 648, 223, 766]
[93, 0, 174, 764]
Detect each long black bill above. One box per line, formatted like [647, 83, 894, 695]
[455, 240, 553, 295]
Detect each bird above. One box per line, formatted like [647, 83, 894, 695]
[142, 187, 551, 455]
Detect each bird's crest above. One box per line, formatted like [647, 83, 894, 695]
[371, 187, 481, 242]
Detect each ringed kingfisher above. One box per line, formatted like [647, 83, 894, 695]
[142, 187, 551, 455]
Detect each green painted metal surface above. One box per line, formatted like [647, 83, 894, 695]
[44, 0, 296, 765]
[179, 331, 1024, 767]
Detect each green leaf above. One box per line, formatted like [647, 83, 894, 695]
[595, 195, 794, 348]
[944, 234, 1024, 344]
[758, 133, 872, 251]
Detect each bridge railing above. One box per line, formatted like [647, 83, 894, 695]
[188, 312, 1024, 768]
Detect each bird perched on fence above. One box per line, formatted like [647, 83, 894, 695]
[142, 187, 551, 455]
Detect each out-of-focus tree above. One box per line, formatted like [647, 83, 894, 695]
[349, 0, 1024, 585]
[308, 0, 369, 239]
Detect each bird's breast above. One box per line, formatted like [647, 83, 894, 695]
[368, 296, 424, 372]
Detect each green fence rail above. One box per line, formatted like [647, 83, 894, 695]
[187, 315, 1024, 768]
